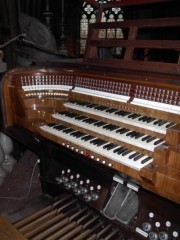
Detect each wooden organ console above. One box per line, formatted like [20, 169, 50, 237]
[0, 0, 180, 239]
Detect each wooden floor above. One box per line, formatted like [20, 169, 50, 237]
[0, 149, 51, 224]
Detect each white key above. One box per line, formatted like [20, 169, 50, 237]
[40, 124, 153, 170]
[52, 113, 164, 151]
[64, 102, 175, 134]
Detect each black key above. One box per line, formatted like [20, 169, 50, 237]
[135, 133, 144, 139]
[115, 128, 123, 133]
[106, 108, 117, 113]
[153, 119, 162, 125]
[94, 105, 109, 111]
[138, 116, 147, 121]
[74, 101, 89, 106]
[166, 122, 174, 128]
[63, 128, 75, 133]
[126, 131, 136, 137]
[130, 131, 140, 138]
[142, 135, 151, 141]
[116, 147, 127, 155]
[141, 157, 152, 164]
[107, 144, 118, 150]
[103, 143, 111, 149]
[48, 123, 58, 127]
[91, 139, 106, 146]
[63, 112, 71, 116]
[133, 154, 144, 161]
[146, 117, 156, 123]
[154, 139, 164, 145]
[103, 143, 118, 150]
[121, 111, 131, 116]
[108, 125, 119, 131]
[129, 152, 139, 159]
[96, 140, 108, 146]
[114, 110, 124, 116]
[90, 138, 99, 144]
[146, 136, 156, 143]
[103, 124, 118, 131]
[128, 113, 141, 119]
[67, 112, 79, 118]
[81, 135, 94, 141]
[131, 114, 141, 119]
[83, 118, 97, 124]
[120, 129, 130, 134]
[102, 124, 110, 130]
[53, 125, 68, 131]
[127, 113, 135, 118]
[59, 111, 70, 115]
[70, 131, 80, 136]
[87, 104, 99, 108]
[121, 149, 132, 156]
[158, 120, 167, 126]
[115, 111, 131, 116]
[82, 102, 91, 106]
[142, 116, 150, 122]
[70, 131, 84, 138]
[94, 121, 106, 127]
[75, 132, 86, 138]
[88, 119, 99, 124]
[75, 115, 87, 121]
[113, 147, 123, 153]
[116, 128, 129, 134]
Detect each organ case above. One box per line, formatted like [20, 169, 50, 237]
[0, 0, 180, 239]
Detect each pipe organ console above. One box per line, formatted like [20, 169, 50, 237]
[0, 0, 180, 239]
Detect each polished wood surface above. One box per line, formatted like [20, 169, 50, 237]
[0, 216, 26, 240]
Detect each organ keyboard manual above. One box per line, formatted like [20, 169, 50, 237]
[0, 0, 180, 239]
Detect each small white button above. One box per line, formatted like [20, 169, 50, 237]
[166, 221, 171, 227]
[155, 222, 160, 228]
[149, 212, 154, 218]
[173, 231, 178, 238]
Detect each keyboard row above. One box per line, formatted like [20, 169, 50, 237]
[40, 123, 153, 170]
[53, 111, 164, 152]
[64, 101, 175, 134]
